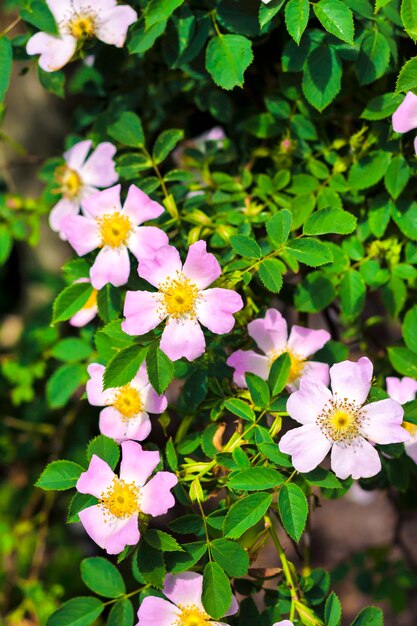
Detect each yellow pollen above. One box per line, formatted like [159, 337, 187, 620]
[112, 385, 143, 420]
[99, 212, 132, 248]
[55, 166, 83, 200]
[270, 349, 306, 384]
[83, 289, 98, 310]
[175, 605, 211, 626]
[159, 273, 199, 319]
[70, 15, 95, 39]
[317, 398, 365, 445]
[99, 477, 140, 519]
[403, 421, 417, 436]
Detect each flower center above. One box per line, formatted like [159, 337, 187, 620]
[99, 477, 140, 519]
[159, 272, 199, 319]
[83, 288, 98, 310]
[403, 421, 417, 436]
[317, 398, 365, 445]
[55, 166, 83, 200]
[270, 349, 306, 384]
[99, 212, 132, 248]
[112, 385, 143, 420]
[69, 14, 96, 39]
[175, 606, 211, 626]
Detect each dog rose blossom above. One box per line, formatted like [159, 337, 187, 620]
[69, 278, 98, 327]
[26, 0, 137, 72]
[86, 363, 167, 442]
[76, 441, 177, 554]
[280, 357, 409, 479]
[50, 140, 118, 237]
[227, 308, 330, 391]
[392, 92, 417, 133]
[387, 376, 417, 464]
[122, 241, 244, 361]
[136, 572, 238, 626]
[61, 184, 168, 290]
[273, 622, 294, 626]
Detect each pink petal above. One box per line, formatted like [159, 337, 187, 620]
[69, 304, 97, 327]
[360, 399, 409, 444]
[330, 357, 373, 406]
[77, 454, 115, 498]
[226, 350, 270, 387]
[197, 288, 243, 334]
[287, 326, 330, 358]
[330, 438, 381, 480]
[279, 424, 331, 473]
[160, 317, 206, 362]
[163, 573, 204, 611]
[386, 376, 417, 405]
[131, 365, 167, 413]
[140, 471, 178, 517]
[86, 363, 111, 406]
[405, 439, 417, 464]
[123, 185, 165, 225]
[286, 376, 332, 425]
[392, 92, 417, 133]
[225, 596, 239, 617]
[79, 505, 139, 554]
[81, 184, 122, 217]
[73, 0, 117, 10]
[46, 0, 73, 22]
[80, 142, 118, 187]
[128, 226, 169, 262]
[99, 406, 152, 443]
[182, 240, 221, 289]
[138, 245, 182, 288]
[26, 32, 77, 72]
[60, 214, 100, 256]
[90, 246, 130, 289]
[95, 5, 138, 47]
[293, 361, 330, 390]
[122, 290, 163, 335]
[120, 441, 160, 487]
[49, 198, 79, 235]
[248, 308, 288, 355]
[272, 622, 294, 626]
[64, 140, 92, 171]
[136, 596, 179, 626]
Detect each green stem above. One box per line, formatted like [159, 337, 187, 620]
[268, 516, 298, 621]
[0, 16, 21, 36]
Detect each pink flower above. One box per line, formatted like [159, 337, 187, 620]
[86, 362, 167, 442]
[227, 308, 330, 391]
[26, 0, 137, 72]
[50, 140, 118, 238]
[392, 92, 417, 133]
[61, 184, 168, 290]
[76, 441, 177, 554]
[279, 357, 409, 479]
[387, 376, 417, 464]
[122, 241, 244, 362]
[136, 572, 238, 626]
[69, 278, 98, 327]
[273, 622, 294, 626]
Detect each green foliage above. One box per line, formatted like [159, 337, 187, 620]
[205, 34, 253, 90]
[80, 558, 126, 598]
[36, 461, 85, 491]
[278, 483, 309, 542]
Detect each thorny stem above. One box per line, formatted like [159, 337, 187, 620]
[268, 515, 299, 622]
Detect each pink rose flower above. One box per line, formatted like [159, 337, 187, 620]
[122, 241, 244, 362]
[86, 362, 167, 442]
[61, 184, 168, 290]
[69, 278, 98, 327]
[279, 357, 409, 479]
[26, 0, 137, 72]
[387, 376, 417, 464]
[76, 441, 177, 554]
[136, 572, 238, 626]
[50, 140, 118, 238]
[273, 622, 294, 626]
[392, 92, 417, 133]
[227, 308, 330, 391]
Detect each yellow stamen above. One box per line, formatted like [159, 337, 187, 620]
[159, 272, 199, 319]
[175, 605, 211, 626]
[70, 15, 95, 39]
[112, 385, 143, 420]
[99, 477, 140, 519]
[83, 289, 98, 310]
[403, 421, 417, 436]
[317, 399, 365, 444]
[55, 166, 83, 200]
[99, 212, 132, 248]
[270, 349, 306, 384]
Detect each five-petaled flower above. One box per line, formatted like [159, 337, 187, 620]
[122, 241, 244, 362]
[279, 357, 409, 479]
[387, 376, 417, 464]
[76, 441, 177, 554]
[86, 363, 167, 442]
[136, 572, 238, 626]
[61, 184, 168, 290]
[227, 308, 330, 391]
[50, 140, 118, 238]
[26, 0, 137, 72]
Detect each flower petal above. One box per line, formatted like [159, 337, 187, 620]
[138, 245, 182, 288]
[293, 361, 330, 390]
[99, 406, 152, 443]
[26, 32, 77, 72]
[128, 226, 169, 262]
[136, 596, 179, 626]
[330, 438, 381, 480]
[64, 139, 92, 171]
[392, 91, 417, 133]
[120, 441, 160, 487]
[90, 246, 130, 289]
[49, 198, 79, 235]
[286, 376, 332, 425]
[163, 573, 204, 612]
[122, 290, 163, 335]
[386, 376, 417, 405]
[360, 399, 409, 444]
[79, 505, 139, 554]
[248, 308, 288, 356]
[70, 304, 97, 327]
[405, 440, 417, 464]
[330, 357, 372, 406]
[80, 142, 118, 187]
[225, 595, 239, 617]
[77, 454, 115, 498]
[95, 5, 138, 47]
[287, 325, 330, 358]
[197, 288, 243, 334]
[60, 214, 100, 256]
[81, 184, 122, 217]
[140, 472, 178, 517]
[182, 240, 221, 289]
[123, 185, 165, 225]
[86, 363, 112, 406]
[279, 424, 331, 473]
[226, 350, 270, 387]
[160, 317, 206, 362]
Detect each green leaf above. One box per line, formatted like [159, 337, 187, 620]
[97, 285, 121, 323]
[348, 151, 391, 190]
[67, 493, 97, 524]
[356, 30, 390, 85]
[103, 344, 148, 390]
[206, 34, 253, 90]
[108, 112, 145, 148]
[0, 38, 12, 103]
[245, 373, 270, 408]
[128, 20, 168, 54]
[268, 352, 291, 396]
[388, 347, 417, 377]
[136, 541, 166, 588]
[36, 460, 85, 491]
[396, 56, 417, 93]
[302, 468, 342, 489]
[81, 557, 125, 598]
[401, 0, 417, 42]
[46, 363, 85, 408]
[285, 0, 310, 44]
[224, 398, 256, 422]
[403, 306, 417, 354]
[47, 597, 104, 626]
[153, 129, 184, 164]
[384, 155, 410, 199]
[21, 1, 58, 33]
[51, 338, 91, 363]
[228, 467, 285, 490]
[295, 272, 336, 313]
[38, 67, 65, 98]
[351, 606, 383, 626]
[53, 282, 93, 323]
[223, 492, 273, 538]
[210, 538, 250, 577]
[202, 562, 232, 620]
[339, 270, 366, 318]
[146, 344, 175, 395]
[86, 435, 120, 470]
[286, 238, 333, 266]
[0, 225, 12, 265]
[166, 541, 208, 574]
[391, 202, 417, 241]
[144, 529, 183, 552]
[259, 0, 286, 29]
[258, 259, 283, 293]
[266, 210, 292, 246]
[313, 0, 354, 44]
[231, 234, 261, 259]
[278, 483, 309, 542]
[324, 592, 342, 626]
[108, 599, 134, 626]
[361, 92, 403, 120]
[303, 209, 357, 236]
[302, 45, 342, 111]
[145, 0, 184, 28]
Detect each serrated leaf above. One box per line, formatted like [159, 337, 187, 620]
[202, 562, 232, 620]
[53, 282, 93, 323]
[278, 483, 308, 542]
[108, 599, 134, 626]
[146, 344, 175, 394]
[351, 606, 383, 626]
[231, 234, 261, 259]
[266, 210, 292, 246]
[325, 592, 342, 626]
[313, 0, 354, 44]
[210, 539, 250, 577]
[145, 0, 184, 28]
[46, 363, 85, 408]
[259, 0, 286, 28]
[108, 111, 145, 148]
[295, 272, 336, 313]
[144, 529, 183, 552]
[361, 92, 403, 120]
[401, 0, 417, 42]
[47, 597, 104, 626]
[153, 129, 184, 164]
[228, 467, 285, 490]
[81, 557, 125, 598]
[245, 373, 270, 408]
[348, 151, 391, 190]
[356, 30, 390, 85]
[21, 1, 58, 33]
[224, 398, 256, 422]
[302, 45, 342, 111]
[268, 352, 291, 395]
[206, 34, 253, 90]
[285, 0, 310, 44]
[388, 347, 417, 377]
[86, 435, 120, 470]
[303, 209, 357, 236]
[103, 344, 148, 390]
[258, 259, 283, 293]
[339, 270, 366, 318]
[223, 492, 272, 538]
[403, 306, 417, 354]
[136, 541, 166, 588]
[97, 284, 121, 322]
[67, 492, 97, 524]
[384, 155, 410, 199]
[286, 238, 333, 266]
[36, 460, 85, 491]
